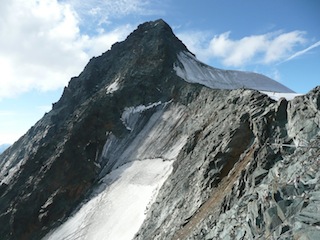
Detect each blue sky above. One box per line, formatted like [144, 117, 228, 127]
[0, 0, 319, 144]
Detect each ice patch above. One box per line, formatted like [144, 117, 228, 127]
[43, 159, 173, 240]
[174, 51, 294, 93]
[261, 91, 302, 101]
[106, 78, 120, 94]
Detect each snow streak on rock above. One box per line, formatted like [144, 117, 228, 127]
[121, 101, 162, 131]
[100, 103, 188, 173]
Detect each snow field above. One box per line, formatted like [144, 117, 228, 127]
[44, 103, 189, 240]
[261, 91, 302, 101]
[44, 159, 173, 240]
[174, 51, 295, 93]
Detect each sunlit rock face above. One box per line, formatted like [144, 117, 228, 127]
[0, 19, 319, 240]
[135, 87, 320, 240]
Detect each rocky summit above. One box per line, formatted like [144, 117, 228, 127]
[0, 19, 319, 240]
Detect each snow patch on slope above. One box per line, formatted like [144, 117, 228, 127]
[0, 157, 25, 185]
[121, 101, 162, 131]
[44, 102, 189, 240]
[261, 91, 302, 101]
[174, 51, 294, 93]
[44, 159, 173, 240]
[106, 77, 120, 94]
[100, 102, 188, 173]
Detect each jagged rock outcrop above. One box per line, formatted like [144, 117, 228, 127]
[0, 19, 319, 240]
[135, 87, 320, 240]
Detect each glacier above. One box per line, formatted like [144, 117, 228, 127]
[43, 102, 189, 240]
[44, 159, 173, 240]
[174, 51, 295, 94]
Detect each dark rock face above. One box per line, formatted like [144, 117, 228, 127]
[0, 19, 198, 240]
[0, 19, 319, 240]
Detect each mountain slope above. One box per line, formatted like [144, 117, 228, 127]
[0, 19, 318, 240]
[174, 51, 294, 93]
[134, 86, 320, 240]
[0, 19, 200, 240]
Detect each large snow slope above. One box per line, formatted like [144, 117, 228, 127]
[44, 159, 172, 240]
[43, 103, 189, 240]
[174, 51, 294, 93]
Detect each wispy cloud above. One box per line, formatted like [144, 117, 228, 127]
[67, 0, 153, 18]
[65, 0, 157, 30]
[282, 40, 320, 63]
[178, 30, 308, 67]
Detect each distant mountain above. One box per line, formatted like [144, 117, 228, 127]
[0, 144, 10, 154]
[0, 19, 319, 240]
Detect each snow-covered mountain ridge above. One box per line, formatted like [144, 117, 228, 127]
[0, 19, 319, 240]
[174, 51, 294, 93]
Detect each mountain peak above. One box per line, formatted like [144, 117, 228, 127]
[137, 19, 171, 31]
[120, 18, 188, 54]
[53, 19, 191, 111]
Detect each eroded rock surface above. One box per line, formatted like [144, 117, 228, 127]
[135, 87, 320, 240]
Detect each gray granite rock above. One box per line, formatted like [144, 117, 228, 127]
[135, 87, 320, 240]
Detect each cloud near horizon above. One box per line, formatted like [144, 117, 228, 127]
[178, 30, 319, 68]
[0, 0, 140, 100]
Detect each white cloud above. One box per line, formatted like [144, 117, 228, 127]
[0, 0, 136, 100]
[264, 31, 305, 63]
[68, 0, 152, 17]
[82, 25, 133, 57]
[177, 30, 212, 61]
[65, 0, 154, 28]
[209, 32, 268, 66]
[178, 30, 308, 67]
[283, 40, 320, 63]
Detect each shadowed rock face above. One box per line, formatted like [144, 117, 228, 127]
[0, 19, 319, 240]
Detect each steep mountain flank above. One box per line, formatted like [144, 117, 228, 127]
[0, 19, 319, 240]
[135, 87, 320, 240]
[0, 19, 197, 240]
